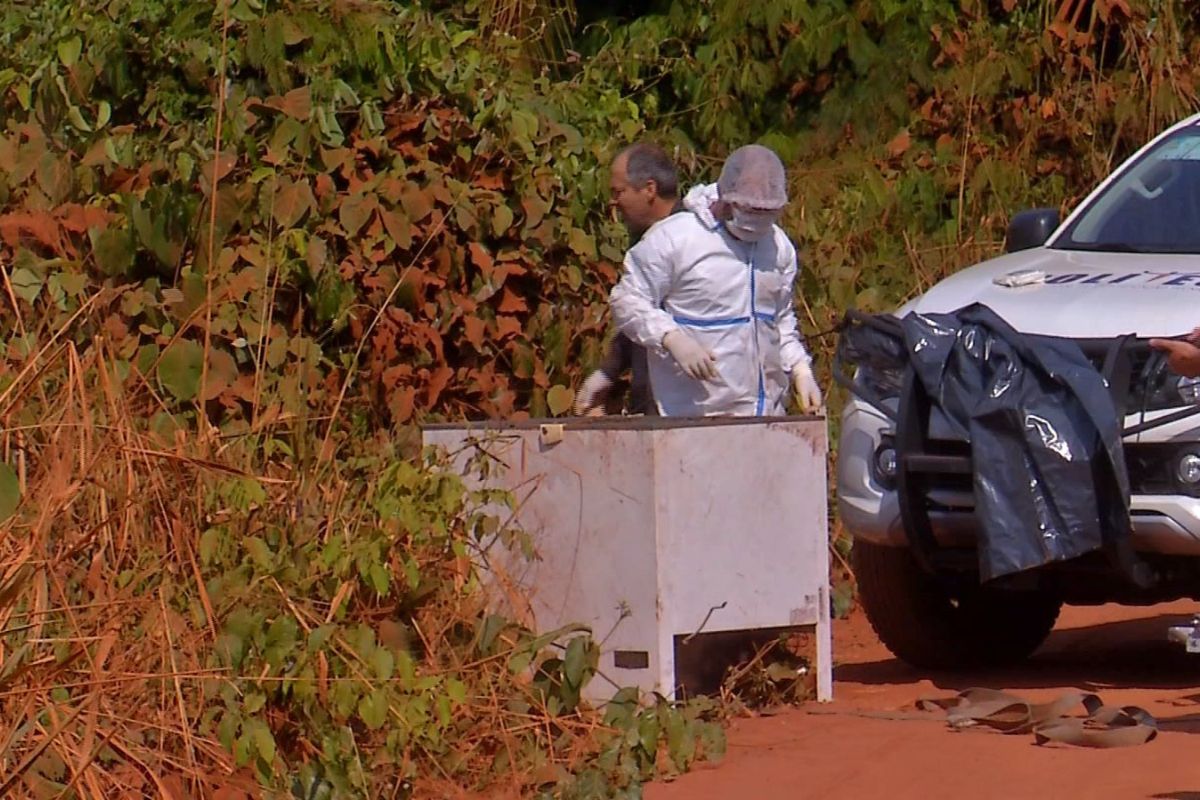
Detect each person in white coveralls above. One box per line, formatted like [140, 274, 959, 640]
[609, 144, 823, 417]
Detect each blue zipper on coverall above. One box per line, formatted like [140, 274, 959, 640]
[749, 242, 766, 416]
[669, 233, 771, 414]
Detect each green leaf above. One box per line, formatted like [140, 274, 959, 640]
[603, 687, 639, 728]
[491, 205, 514, 237]
[699, 720, 727, 760]
[637, 710, 661, 755]
[243, 691, 266, 714]
[370, 647, 394, 681]
[508, 650, 532, 675]
[358, 688, 388, 730]
[280, 18, 309, 45]
[157, 340, 204, 401]
[249, 167, 275, 185]
[665, 709, 695, 770]
[9, 267, 43, 304]
[402, 558, 419, 590]
[246, 537, 273, 569]
[314, 272, 353, 326]
[233, 733, 253, 766]
[251, 719, 276, 764]
[331, 680, 359, 720]
[508, 109, 540, 153]
[0, 463, 20, 522]
[476, 614, 506, 654]
[437, 693, 451, 726]
[67, 106, 92, 132]
[266, 336, 288, 369]
[396, 650, 415, 686]
[367, 562, 390, 596]
[361, 101, 384, 134]
[568, 228, 596, 258]
[135, 344, 159, 376]
[565, 264, 583, 291]
[546, 385, 573, 416]
[308, 624, 336, 652]
[198, 528, 221, 565]
[227, 477, 266, 510]
[96, 101, 111, 129]
[265, 617, 298, 666]
[57, 37, 82, 67]
[57, 271, 87, 297]
[217, 711, 239, 750]
[45, 273, 67, 310]
[563, 637, 588, 689]
[520, 623, 592, 657]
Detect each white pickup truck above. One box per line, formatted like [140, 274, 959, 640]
[836, 113, 1200, 668]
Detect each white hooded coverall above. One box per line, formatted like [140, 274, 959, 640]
[609, 184, 813, 417]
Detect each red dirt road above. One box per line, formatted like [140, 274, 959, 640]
[647, 601, 1200, 800]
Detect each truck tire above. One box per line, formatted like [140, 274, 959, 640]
[852, 540, 1061, 669]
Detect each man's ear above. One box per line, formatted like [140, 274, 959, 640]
[643, 179, 659, 200]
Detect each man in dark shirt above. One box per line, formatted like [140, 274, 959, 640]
[575, 143, 682, 416]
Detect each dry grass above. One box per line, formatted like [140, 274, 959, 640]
[0, 292, 660, 798]
[0, 290, 254, 796]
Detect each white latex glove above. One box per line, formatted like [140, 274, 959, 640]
[574, 370, 614, 415]
[663, 330, 718, 381]
[792, 363, 824, 414]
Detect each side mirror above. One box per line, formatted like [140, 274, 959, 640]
[1005, 208, 1061, 253]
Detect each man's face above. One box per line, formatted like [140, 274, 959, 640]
[609, 153, 657, 237]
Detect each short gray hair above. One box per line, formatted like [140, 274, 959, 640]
[619, 142, 679, 200]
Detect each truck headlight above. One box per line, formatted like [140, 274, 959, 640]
[876, 444, 897, 477]
[1177, 452, 1200, 486]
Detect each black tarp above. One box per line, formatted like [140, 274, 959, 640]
[841, 303, 1145, 584]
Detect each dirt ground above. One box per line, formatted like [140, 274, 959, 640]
[646, 600, 1200, 800]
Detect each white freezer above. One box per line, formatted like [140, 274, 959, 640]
[422, 416, 832, 703]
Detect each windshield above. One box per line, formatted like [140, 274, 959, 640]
[1056, 126, 1200, 254]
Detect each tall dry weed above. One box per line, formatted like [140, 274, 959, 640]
[0, 295, 722, 797]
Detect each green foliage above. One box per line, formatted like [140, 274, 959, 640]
[583, 0, 958, 148]
[553, 690, 726, 798]
[9, 1, 1192, 432]
[192, 444, 724, 795]
[200, 450, 484, 789]
[0, 388, 725, 796]
[0, 3, 727, 795]
[0, 0, 645, 427]
[573, 0, 1200, 388]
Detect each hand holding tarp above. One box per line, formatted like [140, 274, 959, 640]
[1150, 337, 1200, 378]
